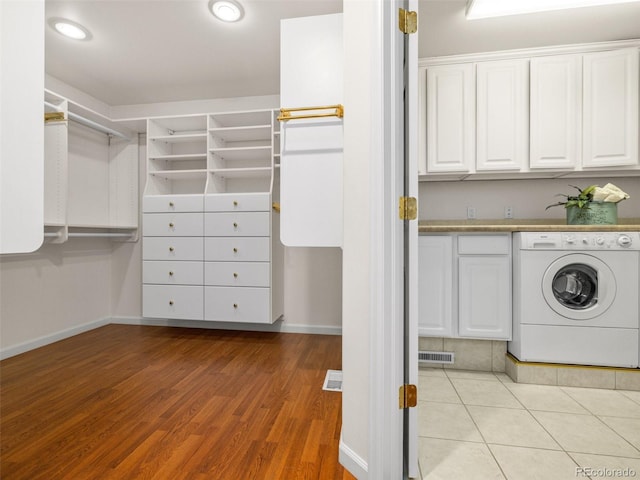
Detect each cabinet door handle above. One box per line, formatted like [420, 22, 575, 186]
[169, 271, 174, 276]
[169, 246, 174, 252]
[169, 300, 174, 306]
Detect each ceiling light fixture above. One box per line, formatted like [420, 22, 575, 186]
[209, 0, 244, 22]
[48, 18, 91, 40]
[466, 0, 640, 19]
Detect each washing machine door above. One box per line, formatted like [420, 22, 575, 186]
[542, 253, 616, 320]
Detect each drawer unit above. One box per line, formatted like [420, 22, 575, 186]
[205, 261, 270, 287]
[204, 212, 270, 237]
[143, 195, 204, 213]
[143, 285, 204, 320]
[143, 213, 204, 236]
[204, 286, 270, 323]
[205, 237, 270, 262]
[205, 193, 270, 212]
[143, 261, 204, 285]
[143, 237, 204, 261]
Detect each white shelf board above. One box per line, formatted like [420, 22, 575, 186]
[208, 124, 271, 143]
[148, 153, 207, 161]
[209, 146, 271, 161]
[210, 167, 272, 179]
[150, 169, 208, 180]
[149, 133, 207, 143]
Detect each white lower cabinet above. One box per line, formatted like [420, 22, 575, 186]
[419, 233, 512, 340]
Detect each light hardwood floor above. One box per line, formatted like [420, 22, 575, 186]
[0, 325, 355, 479]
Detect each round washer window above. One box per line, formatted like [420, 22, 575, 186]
[542, 253, 616, 321]
[551, 264, 598, 310]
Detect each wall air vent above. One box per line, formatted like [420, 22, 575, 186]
[418, 351, 455, 364]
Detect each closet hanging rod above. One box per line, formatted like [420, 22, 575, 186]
[277, 104, 344, 122]
[44, 232, 135, 239]
[44, 101, 131, 141]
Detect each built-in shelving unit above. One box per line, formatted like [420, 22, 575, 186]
[142, 108, 283, 325]
[43, 90, 139, 244]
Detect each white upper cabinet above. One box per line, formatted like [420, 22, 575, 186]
[530, 55, 581, 169]
[476, 59, 529, 171]
[425, 64, 475, 173]
[582, 48, 639, 168]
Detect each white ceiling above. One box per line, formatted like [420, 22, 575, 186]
[45, 0, 640, 107]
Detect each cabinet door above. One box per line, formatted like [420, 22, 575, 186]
[426, 64, 475, 173]
[583, 48, 639, 168]
[530, 55, 581, 169]
[476, 59, 529, 171]
[458, 256, 511, 340]
[418, 236, 453, 337]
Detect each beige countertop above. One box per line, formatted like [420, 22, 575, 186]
[418, 218, 640, 233]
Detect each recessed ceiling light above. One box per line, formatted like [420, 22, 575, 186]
[209, 0, 244, 22]
[466, 0, 640, 19]
[48, 18, 91, 40]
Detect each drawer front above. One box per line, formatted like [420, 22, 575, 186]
[204, 286, 271, 323]
[143, 213, 204, 236]
[205, 193, 270, 212]
[143, 195, 204, 213]
[143, 237, 204, 261]
[205, 262, 270, 287]
[143, 261, 203, 285]
[458, 235, 510, 255]
[205, 237, 270, 262]
[204, 212, 270, 237]
[143, 285, 204, 320]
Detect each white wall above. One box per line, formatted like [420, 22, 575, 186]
[419, 176, 640, 220]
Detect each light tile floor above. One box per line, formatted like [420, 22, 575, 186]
[418, 368, 640, 480]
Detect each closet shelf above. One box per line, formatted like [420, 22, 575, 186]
[210, 167, 272, 179]
[209, 124, 271, 142]
[148, 153, 207, 161]
[44, 100, 131, 141]
[209, 146, 271, 161]
[150, 170, 208, 180]
[150, 133, 207, 143]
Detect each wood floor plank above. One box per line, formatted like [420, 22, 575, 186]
[0, 325, 355, 479]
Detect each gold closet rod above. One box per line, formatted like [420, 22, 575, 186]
[277, 104, 344, 122]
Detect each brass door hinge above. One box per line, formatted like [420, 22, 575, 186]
[44, 112, 65, 122]
[399, 384, 418, 409]
[399, 196, 417, 221]
[399, 8, 417, 34]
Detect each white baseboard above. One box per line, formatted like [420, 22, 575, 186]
[0, 316, 111, 360]
[339, 434, 368, 479]
[0, 316, 341, 361]
[111, 316, 343, 336]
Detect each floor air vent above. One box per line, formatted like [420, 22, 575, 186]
[323, 369, 343, 392]
[419, 351, 455, 364]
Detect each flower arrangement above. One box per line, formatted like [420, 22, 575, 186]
[546, 183, 629, 225]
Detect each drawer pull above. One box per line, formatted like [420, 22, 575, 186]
[233, 247, 238, 253]
[169, 246, 174, 252]
[233, 303, 238, 309]
[169, 271, 174, 276]
[233, 201, 238, 207]
[233, 272, 238, 278]
[169, 222, 174, 228]
[169, 300, 174, 306]
[169, 201, 174, 207]
[233, 222, 238, 228]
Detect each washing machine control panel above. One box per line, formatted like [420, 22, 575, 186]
[562, 233, 638, 250]
[521, 232, 640, 250]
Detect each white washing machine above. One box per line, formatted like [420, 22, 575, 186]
[509, 232, 640, 368]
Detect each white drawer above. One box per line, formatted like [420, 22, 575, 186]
[205, 237, 270, 262]
[143, 285, 204, 320]
[143, 261, 203, 285]
[205, 193, 270, 212]
[143, 213, 204, 236]
[204, 212, 270, 237]
[458, 235, 510, 255]
[204, 262, 270, 287]
[143, 195, 204, 213]
[143, 237, 204, 261]
[204, 286, 271, 323]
